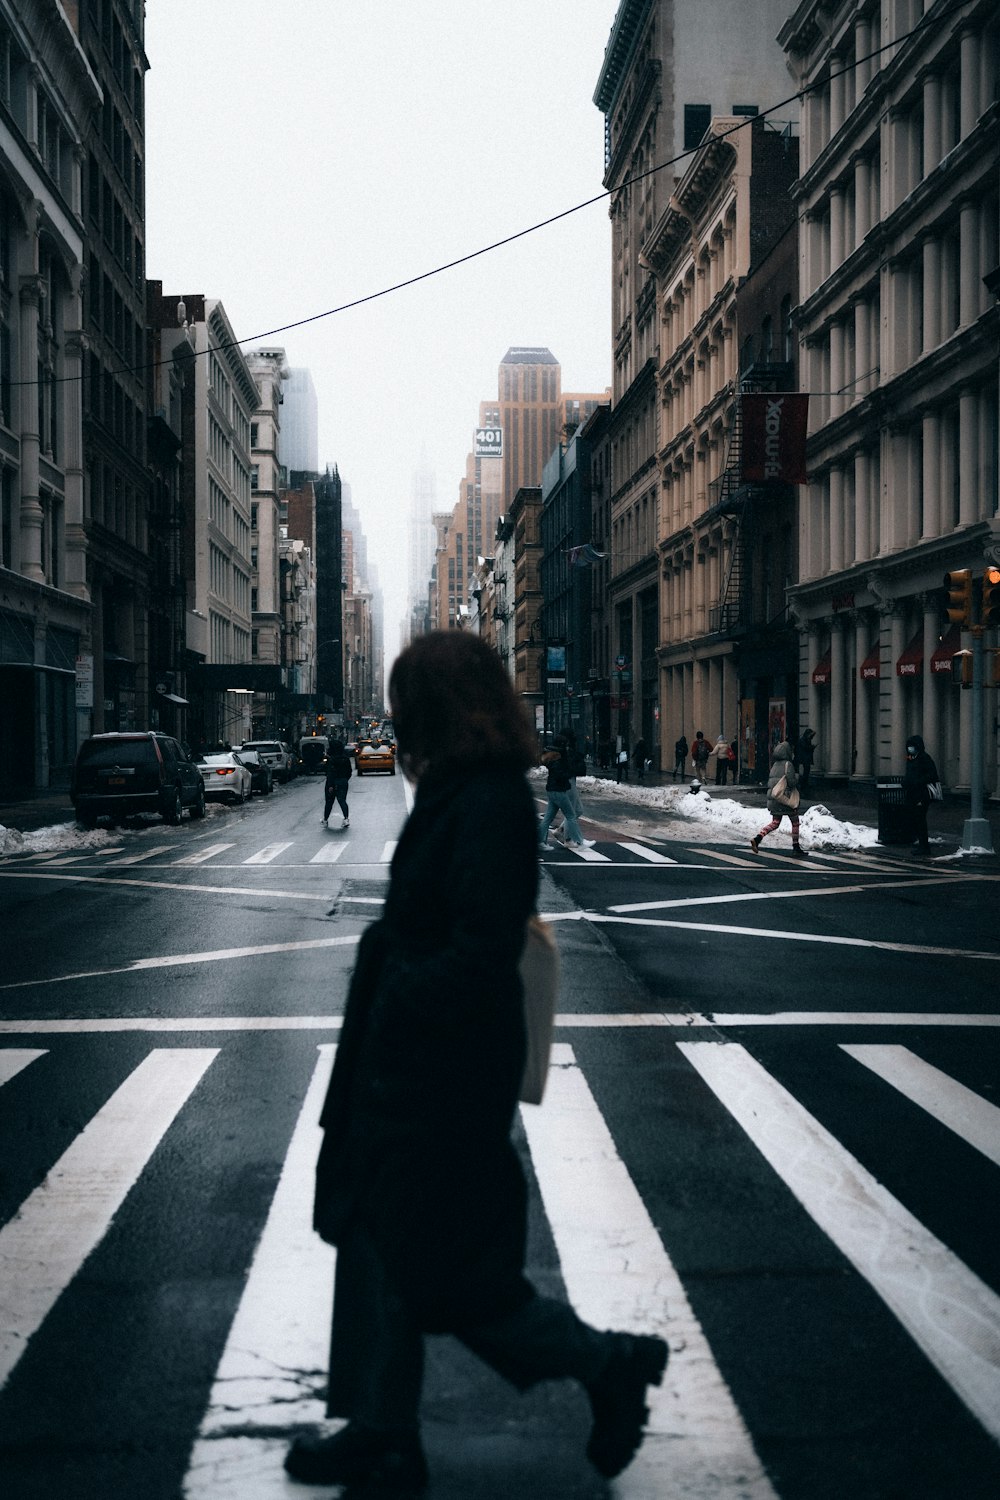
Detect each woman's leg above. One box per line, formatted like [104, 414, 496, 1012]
[336, 779, 350, 820]
[750, 816, 780, 852]
[286, 1225, 426, 1486]
[458, 1292, 667, 1480]
[538, 795, 558, 846]
[323, 786, 335, 822]
[554, 791, 586, 845]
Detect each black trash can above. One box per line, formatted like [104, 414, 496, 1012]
[876, 780, 910, 845]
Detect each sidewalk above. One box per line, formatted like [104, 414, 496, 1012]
[2, 771, 998, 851]
[583, 761, 1000, 852]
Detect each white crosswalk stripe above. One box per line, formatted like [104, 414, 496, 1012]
[680, 1041, 1000, 1444]
[309, 842, 348, 863]
[172, 843, 235, 865]
[842, 1043, 1000, 1167]
[242, 841, 296, 865]
[183, 1046, 336, 1496]
[615, 841, 678, 864]
[522, 1044, 777, 1498]
[2, 1032, 997, 1492]
[0, 1048, 218, 1391]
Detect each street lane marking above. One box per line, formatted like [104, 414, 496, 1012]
[584, 911, 1000, 962]
[0, 1048, 47, 1084]
[309, 842, 347, 863]
[172, 843, 234, 865]
[680, 1042, 1000, 1444]
[1, 1012, 999, 1035]
[0, 1048, 218, 1392]
[183, 1045, 336, 1494]
[521, 1043, 777, 1498]
[0, 870, 333, 900]
[616, 841, 678, 863]
[242, 842, 295, 865]
[0, 935, 363, 991]
[105, 844, 176, 866]
[697, 848, 762, 869]
[380, 840, 397, 862]
[842, 1044, 1000, 1168]
[562, 841, 610, 861]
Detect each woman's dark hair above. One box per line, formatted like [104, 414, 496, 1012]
[388, 631, 537, 778]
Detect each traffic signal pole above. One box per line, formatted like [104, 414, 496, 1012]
[961, 629, 993, 853]
[944, 568, 995, 854]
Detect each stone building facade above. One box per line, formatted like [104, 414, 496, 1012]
[0, 0, 97, 789]
[780, 0, 999, 792]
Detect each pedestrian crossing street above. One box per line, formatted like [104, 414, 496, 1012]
[1, 1027, 998, 1496]
[3, 836, 966, 875]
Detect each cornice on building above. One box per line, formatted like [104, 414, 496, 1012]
[593, 0, 654, 113]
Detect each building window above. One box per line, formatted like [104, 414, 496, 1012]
[251, 463, 259, 490]
[251, 502, 258, 530]
[684, 104, 712, 151]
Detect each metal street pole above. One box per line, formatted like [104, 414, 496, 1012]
[961, 628, 994, 853]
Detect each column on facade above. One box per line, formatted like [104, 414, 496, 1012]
[959, 199, 980, 328]
[958, 386, 979, 526]
[906, 426, 922, 547]
[829, 186, 844, 276]
[855, 15, 871, 93]
[854, 155, 871, 250]
[854, 614, 873, 779]
[923, 70, 941, 176]
[854, 448, 871, 564]
[829, 464, 845, 574]
[830, 54, 845, 139]
[18, 271, 44, 583]
[921, 596, 940, 763]
[829, 316, 844, 418]
[829, 619, 848, 777]
[960, 26, 981, 141]
[807, 625, 823, 759]
[921, 233, 940, 352]
[889, 608, 906, 773]
[921, 410, 941, 540]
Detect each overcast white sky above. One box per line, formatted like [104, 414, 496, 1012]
[144, 1, 617, 662]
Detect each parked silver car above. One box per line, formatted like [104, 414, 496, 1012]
[239, 739, 295, 783]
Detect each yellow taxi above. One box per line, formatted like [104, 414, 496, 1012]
[356, 740, 396, 776]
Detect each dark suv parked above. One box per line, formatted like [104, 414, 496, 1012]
[71, 733, 206, 827]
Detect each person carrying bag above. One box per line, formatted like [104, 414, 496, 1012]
[749, 740, 807, 857]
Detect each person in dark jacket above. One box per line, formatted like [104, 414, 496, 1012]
[632, 736, 647, 782]
[749, 740, 807, 857]
[285, 632, 667, 1494]
[903, 733, 938, 855]
[673, 734, 688, 779]
[539, 735, 592, 848]
[322, 739, 353, 827]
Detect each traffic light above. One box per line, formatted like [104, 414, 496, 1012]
[983, 566, 1000, 629]
[943, 568, 972, 627]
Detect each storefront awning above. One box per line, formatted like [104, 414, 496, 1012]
[930, 624, 961, 675]
[896, 632, 923, 677]
[859, 646, 881, 681]
[811, 651, 831, 685]
[159, 692, 189, 704]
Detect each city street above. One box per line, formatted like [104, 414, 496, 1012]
[0, 773, 998, 1498]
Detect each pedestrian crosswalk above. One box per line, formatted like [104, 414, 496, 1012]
[2, 838, 972, 874]
[1, 1028, 998, 1496]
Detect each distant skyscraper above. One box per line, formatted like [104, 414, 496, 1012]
[281, 368, 319, 474]
[408, 455, 437, 615]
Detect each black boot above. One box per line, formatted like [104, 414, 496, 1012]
[285, 1423, 428, 1491]
[585, 1332, 669, 1478]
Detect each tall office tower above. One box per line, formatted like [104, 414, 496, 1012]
[497, 348, 562, 514]
[77, 0, 154, 734]
[281, 367, 319, 474]
[408, 454, 437, 621]
[285, 466, 344, 712]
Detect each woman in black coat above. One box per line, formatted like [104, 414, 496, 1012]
[286, 631, 667, 1496]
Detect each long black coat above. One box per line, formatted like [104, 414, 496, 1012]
[314, 761, 539, 1332]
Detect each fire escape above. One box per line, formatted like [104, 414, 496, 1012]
[708, 363, 793, 636]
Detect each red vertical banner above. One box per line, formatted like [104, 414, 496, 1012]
[740, 394, 810, 484]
